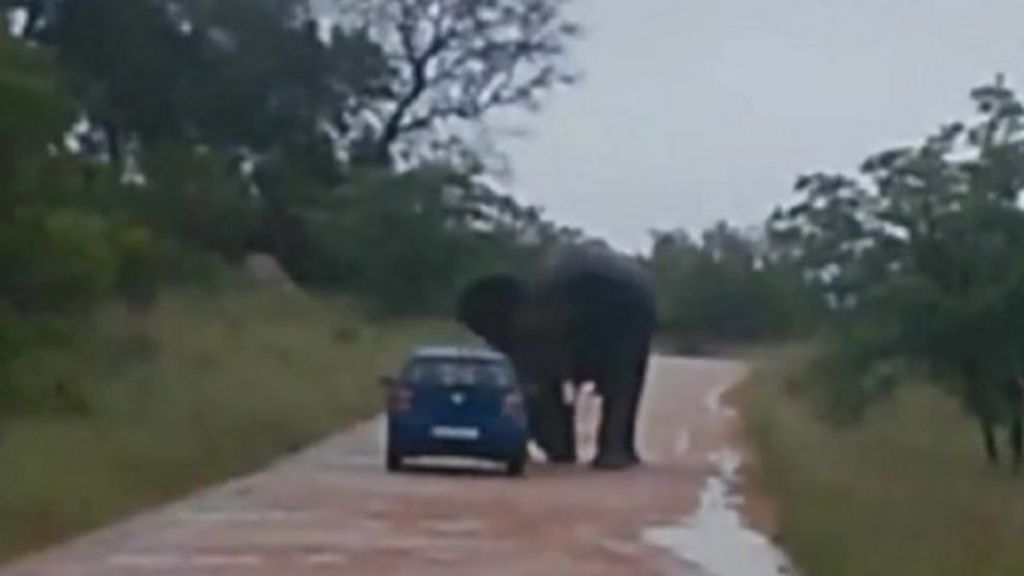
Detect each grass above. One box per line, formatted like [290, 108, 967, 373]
[0, 285, 458, 563]
[741, 349, 1024, 576]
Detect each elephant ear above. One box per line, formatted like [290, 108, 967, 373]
[456, 274, 526, 352]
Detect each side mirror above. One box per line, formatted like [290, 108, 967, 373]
[378, 375, 398, 389]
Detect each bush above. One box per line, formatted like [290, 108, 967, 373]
[110, 222, 159, 307]
[0, 209, 116, 312]
[138, 146, 258, 261]
[651, 225, 820, 351]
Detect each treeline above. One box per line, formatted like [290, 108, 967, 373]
[1, 0, 586, 404]
[649, 223, 819, 353]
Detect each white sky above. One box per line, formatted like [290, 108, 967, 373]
[499, 0, 1024, 252]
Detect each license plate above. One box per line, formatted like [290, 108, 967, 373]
[431, 426, 480, 441]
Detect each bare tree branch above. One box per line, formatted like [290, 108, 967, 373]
[337, 0, 578, 165]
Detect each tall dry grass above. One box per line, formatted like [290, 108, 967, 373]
[742, 350, 1024, 576]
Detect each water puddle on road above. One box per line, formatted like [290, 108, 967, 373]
[644, 448, 795, 576]
[643, 382, 796, 576]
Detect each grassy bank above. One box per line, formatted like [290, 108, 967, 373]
[0, 286, 455, 562]
[742, 350, 1024, 576]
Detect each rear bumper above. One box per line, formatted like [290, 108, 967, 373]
[387, 414, 528, 461]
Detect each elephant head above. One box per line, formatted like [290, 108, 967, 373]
[456, 273, 577, 461]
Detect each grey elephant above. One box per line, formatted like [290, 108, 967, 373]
[456, 246, 656, 469]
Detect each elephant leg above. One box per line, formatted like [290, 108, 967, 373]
[554, 398, 577, 463]
[593, 366, 638, 470]
[533, 381, 577, 464]
[624, 349, 650, 463]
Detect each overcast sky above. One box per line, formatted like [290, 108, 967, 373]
[498, 0, 1024, 252]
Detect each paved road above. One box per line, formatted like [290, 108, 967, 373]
[2, 357, 750, 576]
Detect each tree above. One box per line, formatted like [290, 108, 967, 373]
[3, 0, 401, 274]
[1, 0, 584, 321]
[0, 19, 69, 198]
[768, 173, 882, 312]
[5, 0, 391, 172]
[650, 223, 817, 353]
[14, 0, 199, 164]
[0, 26, 158, 316]
[335, 0, 579, 165]
[179, 1, 391, 169]
[772, 76, 1024, 467]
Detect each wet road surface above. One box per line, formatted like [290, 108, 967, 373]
[1, 357, 786, 576]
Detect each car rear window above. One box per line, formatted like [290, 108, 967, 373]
[404, 358, 515, 388]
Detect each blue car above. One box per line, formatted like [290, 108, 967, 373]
[384, 346, 529, 476]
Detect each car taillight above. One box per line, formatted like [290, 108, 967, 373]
[390, 388, 413, 412]
[503, 391, 525, 417]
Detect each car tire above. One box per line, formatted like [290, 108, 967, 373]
[506, 453, 527, 477]
[386, 444, 403, 473]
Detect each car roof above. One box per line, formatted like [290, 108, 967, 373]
[409, 345, 509, 363]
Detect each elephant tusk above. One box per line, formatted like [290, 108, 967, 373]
[527, 441, 548, 463]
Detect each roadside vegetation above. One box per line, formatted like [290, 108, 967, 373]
[733, 78, 1024, 576]
[743, 350, 1024, 576]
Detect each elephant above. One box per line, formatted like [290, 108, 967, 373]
[456, 246, 656, 470]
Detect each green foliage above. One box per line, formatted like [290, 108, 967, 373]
[306, 168, 469, 311]
[0, 209, 118, 310]
[650, 223, 819, 353]
[2, 0, 579, 319]
[10, 0, 391, 166]
[0, 29, 159, 313]
[0, 28, 158, 406]
[138, 146, 257, 261]
[294, 166, 581, 314]
[0, 28, 68, 167]
[109, 222, 159, 306]
[771, 76, 1024, 442]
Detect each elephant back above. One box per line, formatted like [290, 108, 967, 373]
[538, 245, 655, 300]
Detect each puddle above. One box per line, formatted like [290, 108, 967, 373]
[644, 381, 795, 576]
[596, 538, 644, 558]
[705, 383, 738, 419]
[644, 448, 794, 575]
